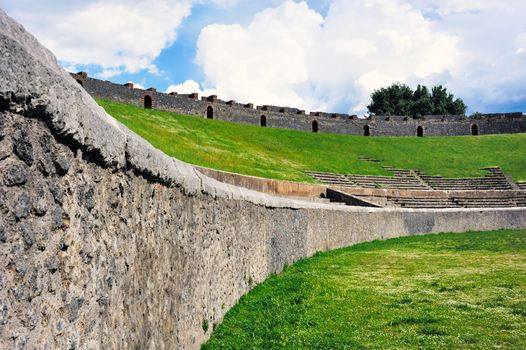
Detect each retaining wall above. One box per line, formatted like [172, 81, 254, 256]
[2, 10, 526, 350]
[72, 73, 526, 137]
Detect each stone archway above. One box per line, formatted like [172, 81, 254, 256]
[364, 125, 370, 136]
[260, 115, 267, 127]
[144, 95, 152, 109]
[312, 120, 319, 133]
[206, 106, 214, 119]
[417, 125, 424, 137]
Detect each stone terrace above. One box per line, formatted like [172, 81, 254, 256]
[307, 167, 526, 209]
[306, 167, 517, 192]
[416, 167, 513, 191]
[386, 194, 526, 209]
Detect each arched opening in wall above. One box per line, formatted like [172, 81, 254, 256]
[75, 79, 84, 87]
[417, 126, 424, 137]
[363, 125, 370, 136]
[206, 106, 214, 119]
[144, 95, 152, 109]
[471, 124, 479, 136]
[312, 120, 319, 133]
[260, 115, 267, 127]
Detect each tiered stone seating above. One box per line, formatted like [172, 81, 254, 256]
[452, 194, 526, 208]
[304, 171, 355, 188]
[306, 167, 525, 209]
[344, 174, 428, 190]
[306, 168, 436, 191]
[387, 194, 526, 209]
[284, 196, 347, 205]
[518, 182, 526, 190]
[389, 197, 459, 209]
[345, 167, 428, 190]
[416, 167, 513, 191]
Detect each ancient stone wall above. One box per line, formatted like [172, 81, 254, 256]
[2, 109, 526, 350]
[73, 73, 526, 137]
[2, 10, 526, 350]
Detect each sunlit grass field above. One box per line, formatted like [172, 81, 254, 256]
[98, 99, 526, 183]
[202, 230, 526, 350]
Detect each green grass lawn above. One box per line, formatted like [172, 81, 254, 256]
[98, 99, 526, 182]
[202, 230, 526, 350]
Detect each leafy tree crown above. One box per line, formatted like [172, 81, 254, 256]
[367, 83, 467, 117]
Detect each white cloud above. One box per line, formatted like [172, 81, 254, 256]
[415, 1, 526, 111]
[196, 1, 323, 108]
[195, 0, 459, 114]
[2, 0, 194, 76]
[166, 79, 217, 96]
[195, 0, 526, 114]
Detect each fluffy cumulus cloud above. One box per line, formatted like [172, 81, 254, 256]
[2, 0, 194, 77]
[196, 1, 324, 108]
[165, 79, 217, 96]
[195, 0, 459, 113]
[415, 0, 526, 112]
[194, 0, 526, 114]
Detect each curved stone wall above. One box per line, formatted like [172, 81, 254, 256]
[2, 10, 526, 350]
[72, 72, 526, 137]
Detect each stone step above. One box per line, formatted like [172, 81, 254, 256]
[350, 181, 424, 185]
[395, 199, 453, 203]
[398, 204, 459, 208]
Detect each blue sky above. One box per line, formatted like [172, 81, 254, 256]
[1, 0, 525, 115]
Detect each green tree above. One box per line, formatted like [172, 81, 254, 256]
[367, 83, 413, 116]
[431, 85, 451, 115]
[368, 83, 467, 117]
[450, 98, 467, 115]
[411, 85, 433, 118]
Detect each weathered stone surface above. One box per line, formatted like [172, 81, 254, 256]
[68, 297, 83, 323]
[48, 180, 64, 204]
[13, 122, 33, 165]
[0, 9, 525, 350]
[0, 113, 5, 138]
[38, 153, 55, 176]
[4, 162, 28, 186]
[45, 255, 59, 273]
[51, 206, 62, 230]
[0, 137, 13, 160]
[0, 303, 7, 325]
[13, 192, 32, 219]
[0, 223, 5, 242]
[33, 183, 49, 215]
[19, 222, 35, 246]
[53, 150, 71, 175]
[76, 184, 95, 211]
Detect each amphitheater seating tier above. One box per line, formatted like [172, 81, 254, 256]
[307, 167, 516, 192]
[416, 168, 513, 191]
[306, 167, 525, 209]
[387, 194, 526, 209]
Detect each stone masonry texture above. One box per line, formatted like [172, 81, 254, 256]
[1, 9, 526, 350]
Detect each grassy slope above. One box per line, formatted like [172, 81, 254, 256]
[202, 230, 526, 350]
[98, 99, 526, 182]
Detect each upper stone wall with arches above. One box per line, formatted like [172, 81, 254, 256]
[71, 72, 526, 137]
